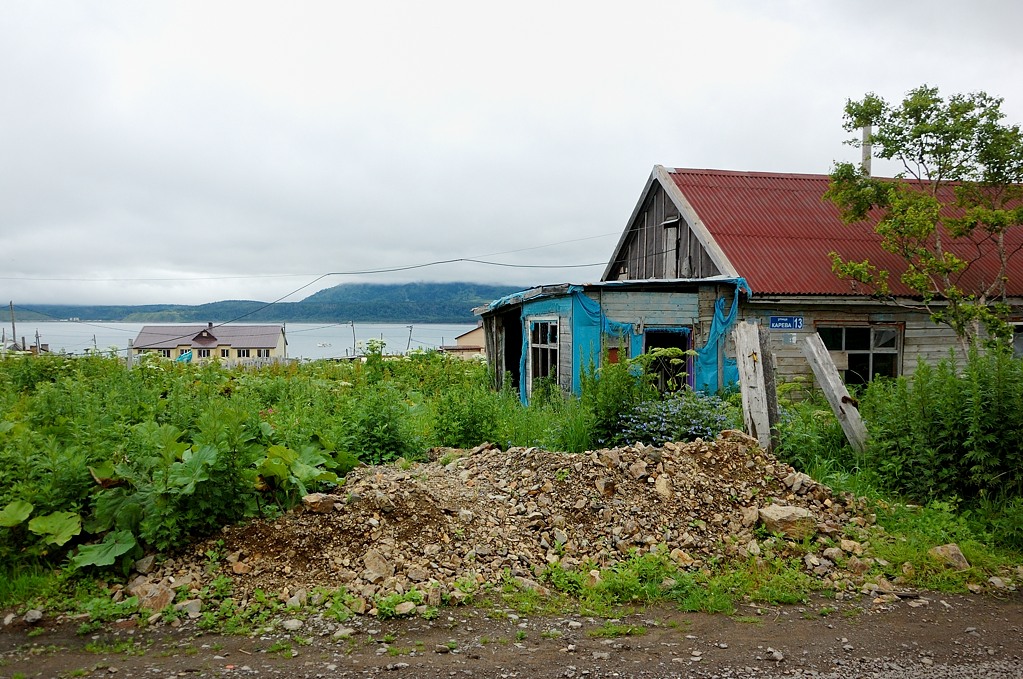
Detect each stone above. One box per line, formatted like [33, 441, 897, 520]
[595, 478, 615, 497]
[363, 549, 395, 583]
[334, 626, 356, 639]
[134, 555, 156, 575]
[232, 561, 252, 575]
[281, 618, 304, 631]
[302, 492, 341, 513]
[393, 601, 416, 616]
[23, 609, 43, 624]
[822, 547, 844, 562]
[138, 584, 175, 613]
[670, 549, 695, 567]
[928, 543, 971, 571]
[740, 506, 759, 528]
[176, 599, 202, 619]
[988, 576, 1007, 589]
[783, 471, 814, 494]
[758, 504, 816, 540]
[654, 475, 671, 498]
[840, 539, 863, 555]
[3, 613, 14, 626]
[846, 555, 870, 575]
[628, 461, 648, 480]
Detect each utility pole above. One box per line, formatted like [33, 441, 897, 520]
[406, 325, 413, 353]
[9, 301, 15, 345]
[350, 321, 356, 356]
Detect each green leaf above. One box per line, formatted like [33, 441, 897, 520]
[71, 530, 138, 570]
[0, 500, 34, 527]
[168, 445, 218, 495]
[28, 511, 82, 546]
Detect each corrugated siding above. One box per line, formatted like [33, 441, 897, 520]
[667, 169, 1023, 297]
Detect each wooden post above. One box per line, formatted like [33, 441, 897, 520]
[758, 324, 780, 448]
[126, 339, 134, 369]
[801, 333, 869, 453]
[733, 321, 777, 450]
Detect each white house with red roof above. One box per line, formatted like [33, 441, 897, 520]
[479, 166, 1023, 402]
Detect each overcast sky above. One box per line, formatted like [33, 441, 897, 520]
[3, 0, 1022, 306]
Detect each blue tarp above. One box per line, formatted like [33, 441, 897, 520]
[511, 278, 751, 401]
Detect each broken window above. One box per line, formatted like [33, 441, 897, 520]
[818, 324, 901, 385]
[528, 319, 559, 393]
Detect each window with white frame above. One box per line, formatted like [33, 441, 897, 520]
[257, 348, 271, 358]
[197, 349, 211, 358]
[528, 319, 558, 392]
[158, 349, 171, 358]
[221, 348, 230, 358]
[818, 324, 901, 385]
[237, 349, 250, 358]
[179, 348, 190, 356]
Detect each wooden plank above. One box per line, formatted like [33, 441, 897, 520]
[655, 165, 740, 277]
[801, 333, 869, 453]
[733, 322, 774, 450]
[758, 324, 780, 448]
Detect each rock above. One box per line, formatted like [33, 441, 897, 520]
[628, 461, 648, 480]
[929, 543, 971, 571]
[758, 504, 816, 540]
[176, 599, 202, 619]
[138, 584, 175, 613]
[840, 539, 863, 555]
[823, 547, 844, 562]
[3, 613, 14, 626]
[363, 549, 395, 583]
[670, 549, 695, 567]
[740, 506, 759, 528]
[846, 555, 870, 575]
[595, 478, 615, 497]
[302, 492, 341, 513]
[988, 576, 1007, 589]
[654, 475, 671, 498]
[334, 626, 356, 639]
[281, 618, 304, 631]
[393, 601, 416, 616]
[783, 471, 814, 494]
[232, 560, 252, 575]
[134, 555, 156, 575]
[23, 609, 43, 625]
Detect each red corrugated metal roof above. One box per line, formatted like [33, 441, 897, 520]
[666, 168, 1023, 297]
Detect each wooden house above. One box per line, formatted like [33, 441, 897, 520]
[479, 166, 1023, 401]
[133, 323, 287, 364]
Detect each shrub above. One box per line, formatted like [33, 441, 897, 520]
[615, 390, 737, 446]
[860, 350, 1023, 502]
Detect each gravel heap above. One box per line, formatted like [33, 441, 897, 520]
[123, 430, 886, 617]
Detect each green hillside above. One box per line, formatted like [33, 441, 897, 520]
[18, 282, 523, 324]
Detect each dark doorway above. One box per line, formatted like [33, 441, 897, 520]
[644, 329, 692, 392]
[500, 310, 522, 394]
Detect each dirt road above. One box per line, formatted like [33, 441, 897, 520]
[2, 593, 1020, 678]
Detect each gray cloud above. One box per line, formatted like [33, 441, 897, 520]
[2, 0, 1021, 305]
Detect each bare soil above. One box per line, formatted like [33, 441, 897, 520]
[2, 593, 1021, 678]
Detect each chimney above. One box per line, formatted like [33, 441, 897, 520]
[861, 124, 872, 175]
[208, 322, 213, 329]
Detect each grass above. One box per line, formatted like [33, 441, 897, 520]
[587, 622, 647, 638]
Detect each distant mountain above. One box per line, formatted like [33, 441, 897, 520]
[18, 282, 523, 324]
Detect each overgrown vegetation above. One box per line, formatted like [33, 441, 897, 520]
[1, 342, 1020, 624]
[0, 347, 738, 576]
[774, 349, 1023, 551]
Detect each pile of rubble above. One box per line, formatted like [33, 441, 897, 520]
[120, 431, 898, 618]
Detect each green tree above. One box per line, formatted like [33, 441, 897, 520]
[825, 85, 1023, 351]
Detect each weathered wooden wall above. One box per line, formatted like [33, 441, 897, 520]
[742, 302, 963, 386]
[605, 181, 720, 281]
